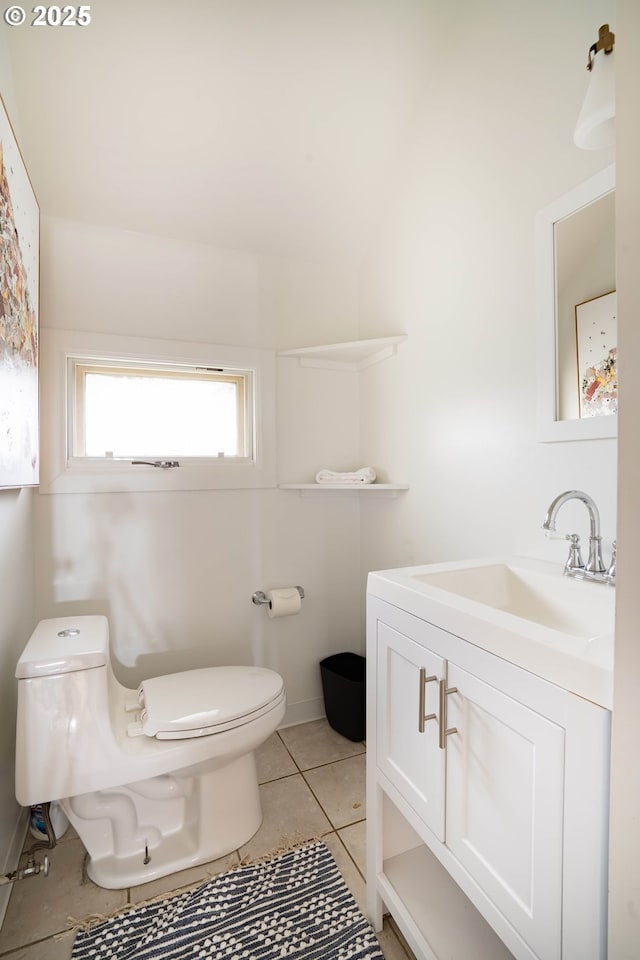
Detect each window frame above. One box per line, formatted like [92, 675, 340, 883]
[39, 328, 277, 494]
[68, 358, 252, 463]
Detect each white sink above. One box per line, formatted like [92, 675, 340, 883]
[367, 557, 615, 708]
[413, 561, 612, 639]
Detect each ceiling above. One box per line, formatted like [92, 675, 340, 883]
[6, 0, 435, 262]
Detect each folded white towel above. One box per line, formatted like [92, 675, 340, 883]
[315, 467, 377, 484]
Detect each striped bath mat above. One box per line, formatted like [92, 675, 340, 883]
[72, 840, 384, 959]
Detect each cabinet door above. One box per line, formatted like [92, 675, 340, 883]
[376, 619, 447, 841]
[445, 663, 564, 960]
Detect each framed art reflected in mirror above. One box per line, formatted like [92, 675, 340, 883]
[0, 95, 39, 488]
[575, 290, 617, 419]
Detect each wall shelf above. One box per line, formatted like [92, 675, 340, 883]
[278, 335, 407, 371]
[279, 483, 409, 498]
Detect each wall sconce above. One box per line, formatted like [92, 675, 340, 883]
[574, 24, 615, 150]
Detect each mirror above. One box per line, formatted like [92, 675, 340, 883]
[536, 165, 616, 442]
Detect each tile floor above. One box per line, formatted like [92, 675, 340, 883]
[0, 719, 415, 959]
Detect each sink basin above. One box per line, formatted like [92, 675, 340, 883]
[367, 557, 615, 708]
[413, 561, 612, 639]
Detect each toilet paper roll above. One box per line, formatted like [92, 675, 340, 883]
[267, 587, 302, 618]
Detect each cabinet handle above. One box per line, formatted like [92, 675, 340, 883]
[438, 680, 458, 750]
[418, 667, 438, 733]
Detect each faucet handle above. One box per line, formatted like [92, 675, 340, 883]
[544, 528, 578, 543]
[565, 533, 585, 572]
[544, 528, 585, 573]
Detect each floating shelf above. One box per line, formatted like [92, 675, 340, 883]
[279, 483, 409, 498]
[278, 336, 407, 371]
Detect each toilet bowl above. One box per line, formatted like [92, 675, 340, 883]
[15, 615, 286, 888]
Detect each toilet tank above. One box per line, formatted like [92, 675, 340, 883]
[15, 616, 111, 806]
[16, 616, 109, 678]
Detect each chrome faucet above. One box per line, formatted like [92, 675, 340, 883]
[542, 490, 615, 585]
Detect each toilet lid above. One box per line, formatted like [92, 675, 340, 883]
[135, 666, 285, 740]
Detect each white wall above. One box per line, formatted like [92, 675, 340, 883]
[35, 215, 366, 721]
[33, 0, 623, 741]
[0, 36, 36, 922]
[608, 1, 640, 954]
[0, 489, 34, 916]
[357, 0, 617, 585]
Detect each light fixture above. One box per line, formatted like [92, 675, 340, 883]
[574, 24, 615, 150]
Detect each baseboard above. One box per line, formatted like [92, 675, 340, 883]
[280, 697, 325, 728]
[0, 806, 29, 932]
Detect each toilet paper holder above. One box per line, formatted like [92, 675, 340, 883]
[252, 586, 305, 607]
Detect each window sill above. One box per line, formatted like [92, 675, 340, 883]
[42, 462, 277, 494]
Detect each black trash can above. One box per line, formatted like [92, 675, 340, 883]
[320, 652, 366, 742]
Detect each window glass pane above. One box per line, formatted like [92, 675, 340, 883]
[82, 372, 241, 457]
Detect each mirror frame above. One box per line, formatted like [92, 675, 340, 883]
[536, 164, 616, 442]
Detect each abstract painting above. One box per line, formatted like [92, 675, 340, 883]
[0, 96, 39, 487]
[576, 290, 617, 419]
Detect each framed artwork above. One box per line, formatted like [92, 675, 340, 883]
[0, 95, 39, 487]
[575, 290, 617, 419]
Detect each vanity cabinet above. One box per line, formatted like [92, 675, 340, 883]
[366, 596, 610, 960]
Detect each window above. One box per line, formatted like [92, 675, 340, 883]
[69, 359, 253, 461]
[39, 329, 276, 494]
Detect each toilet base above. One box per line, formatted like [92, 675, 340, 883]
[60, 752, 263, 889]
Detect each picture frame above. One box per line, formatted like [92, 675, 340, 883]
[575, 290, 617, 419]
[0, 95, 39, 487]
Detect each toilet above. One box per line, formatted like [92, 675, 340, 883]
[15, 615, 286, 888]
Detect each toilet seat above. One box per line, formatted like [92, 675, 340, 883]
[128, 666, 285, 740]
